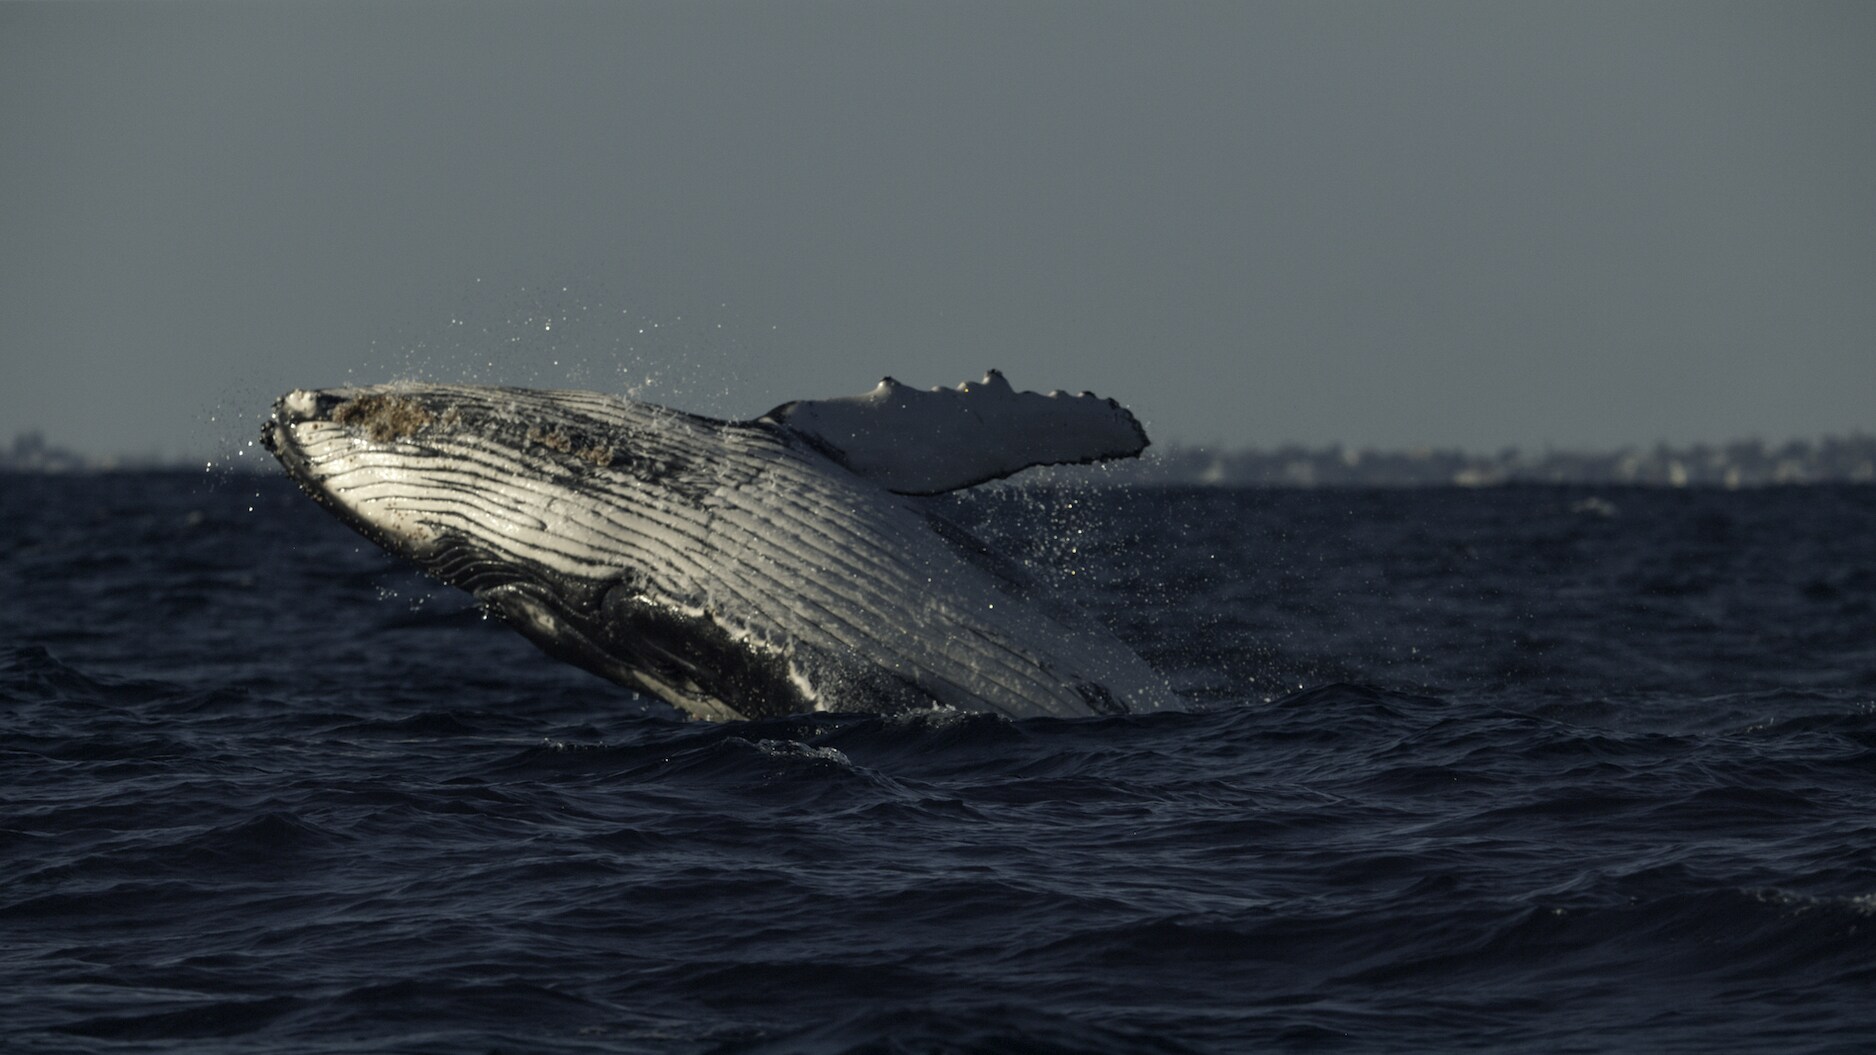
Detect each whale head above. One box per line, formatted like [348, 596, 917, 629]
[262, 383, 715, 574]
[261, 383, 795, 715]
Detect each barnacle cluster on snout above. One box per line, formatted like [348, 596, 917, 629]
[331, 393, 436, 443]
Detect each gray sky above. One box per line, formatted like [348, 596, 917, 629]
[3, 1, 1872, 462]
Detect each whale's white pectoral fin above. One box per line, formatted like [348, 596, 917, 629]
[760, 370, 1150, 495]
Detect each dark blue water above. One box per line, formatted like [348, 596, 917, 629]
[4, 472, 1874, 1053]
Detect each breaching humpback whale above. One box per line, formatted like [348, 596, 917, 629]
[261, 371, 1175, 721]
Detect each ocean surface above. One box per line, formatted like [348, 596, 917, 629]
[3, 471, 1873, 1054]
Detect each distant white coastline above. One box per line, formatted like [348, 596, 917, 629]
[1086, 436, 1876, 488]
[6, 429, 1874, 487]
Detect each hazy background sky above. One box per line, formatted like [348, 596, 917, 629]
[3, 1, 1872, 463]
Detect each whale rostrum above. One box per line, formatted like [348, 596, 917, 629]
[262, 372, 1176, 721]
